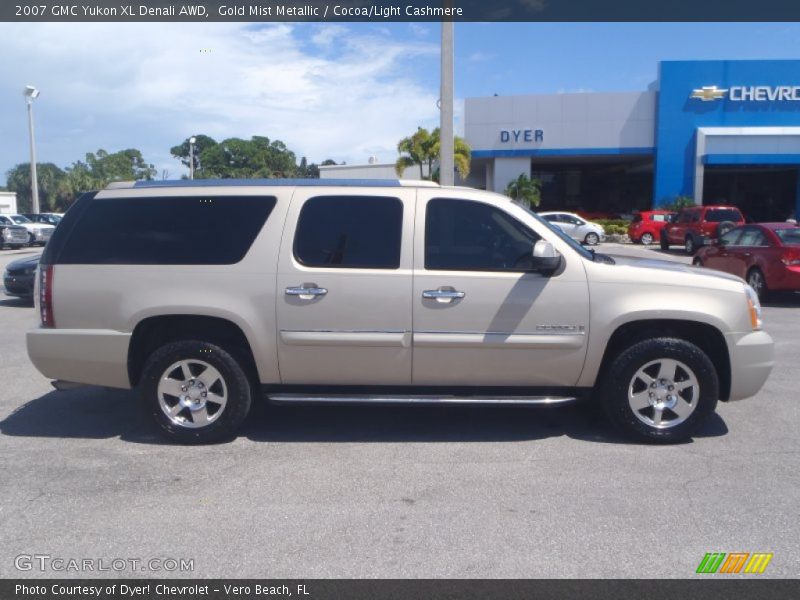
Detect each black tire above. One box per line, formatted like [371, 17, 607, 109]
[140, 339, 253, 444]
[640, 232, 655, 246]
[692, 257, 703, 267]
[27, 232, 35, 246]
[716, 221, 736, 237]
[10, 245, 22, 250]
[584, 232, 600, 246]
[746, 267, 769, 302]
[660, 233, 670, 250]
[599, 337, 719, 443]
[684, 235, 696, 255]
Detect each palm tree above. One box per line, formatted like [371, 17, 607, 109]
[395, 127, 471, 181]
[504, 174, 541, 209]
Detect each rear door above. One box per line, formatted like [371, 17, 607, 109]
[275, 188, 415, 385]
[412, 192, 590, 387]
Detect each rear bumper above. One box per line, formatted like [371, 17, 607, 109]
[26, 328, 132, 389]
[4, 274, 34, 297]
[725, 330, 774, 401]
[768, 265, 800, 291]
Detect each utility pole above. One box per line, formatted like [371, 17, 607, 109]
[439, 21, 455, 186]
[24, 86, 41, 213]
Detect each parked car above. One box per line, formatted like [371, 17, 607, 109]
[23, 213, 63, 227]
[3, 253, 40, 301]
[0, 223, 29, 250]
[0, 214, 54, 246]
[539, 211, 606, 245]
[661, 205, 745, 255]
[27, 180, 773, 444]
[693, 223, 800, 300]
[628, 210, 676, 245]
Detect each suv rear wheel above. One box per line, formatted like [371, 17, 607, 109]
[600, 337, 719, 443]
[140, 340, 253, 444]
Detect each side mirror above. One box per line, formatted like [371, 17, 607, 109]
[531, 240, 562, 274]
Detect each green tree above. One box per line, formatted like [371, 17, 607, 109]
[5, 163, 69, 212]
[504, 174, 541, 209]
[84, 148, 156, 183]
[191, 136, 300, 179]
[170, 134, 218, 176]
[395, 127, 471, 181]
[662, 195, 696, 211]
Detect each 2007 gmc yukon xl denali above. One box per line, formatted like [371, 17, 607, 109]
[27, 180, 774, 444]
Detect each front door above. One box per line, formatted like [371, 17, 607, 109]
[412, 193, 591, 387]
[276, 189, 415, 385]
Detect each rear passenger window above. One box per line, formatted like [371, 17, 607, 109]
[56, 196, 275, 265]
[294, 196, 403, 269]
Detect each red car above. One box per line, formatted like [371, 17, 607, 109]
[628, 210, 676, 245]
[661, 205, 746, 255]
[693, 223, 800, 300]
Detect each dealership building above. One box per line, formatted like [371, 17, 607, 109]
[465, 59, 800, 221]
[323, 59, 800, 221]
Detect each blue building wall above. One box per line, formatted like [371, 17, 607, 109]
[653, 59, 800, 207]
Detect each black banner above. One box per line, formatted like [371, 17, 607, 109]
[4, 0, 800, 22]
[2, 580, 800, 600]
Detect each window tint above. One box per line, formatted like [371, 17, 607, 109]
[737, 228, 767, 247]
[0, 216, 10, 225]
[631, 214, 642, 223]
[677, 211, 692, 224]
[11, 215, 31, 224]
[706, 209, 742, 223]
[426, 198, 541, 271]
[542, 214, 559, 222]
[774, 228, 800, 245]
[56, 195, 275, 265]
[294, 195, 402, 269]
[719, 229, 743, 246]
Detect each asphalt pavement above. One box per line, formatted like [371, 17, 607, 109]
[0, 243, 798, 578]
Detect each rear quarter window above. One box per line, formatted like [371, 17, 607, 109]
[55, 195, 276, 265]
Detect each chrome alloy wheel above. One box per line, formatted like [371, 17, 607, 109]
[157, 359, 228, 428]
[627, 358, 699, 429]
[748, 269, 765, 299]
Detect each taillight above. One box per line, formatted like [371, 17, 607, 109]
[781, 250, 800, 266]
[39, 264, 54, 327]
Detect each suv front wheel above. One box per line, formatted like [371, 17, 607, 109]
[684, 235, 697, 255]
[600, 337, 719, 443]
[140, 340, 253, 443]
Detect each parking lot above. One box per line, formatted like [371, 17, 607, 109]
[0, 243, 798, 578]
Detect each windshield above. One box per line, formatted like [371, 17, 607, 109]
[11, 215, 32, 224]
[516, 203, 595, 260]
[774, 228, 800, 245]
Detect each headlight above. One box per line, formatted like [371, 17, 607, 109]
[744, 284, 762, 331]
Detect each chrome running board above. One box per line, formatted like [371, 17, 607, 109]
[267, 394, 577, 405]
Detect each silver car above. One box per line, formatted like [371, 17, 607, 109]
[539, 211, 606, 245]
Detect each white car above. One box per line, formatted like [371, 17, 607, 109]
[0, 214, 55, 246]
[539, 211, 605, 246]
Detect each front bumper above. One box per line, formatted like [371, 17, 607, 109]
[726, 330, 775, 401]
[4, 273, 34, 297]
[31, 229, 52, 243]
[27, 328, 132, 389]
[2, 232, 29, 246]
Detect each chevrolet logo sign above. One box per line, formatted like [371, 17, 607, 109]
[690, 86, 728, 101]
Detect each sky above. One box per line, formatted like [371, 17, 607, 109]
[1, 22, 800, 184]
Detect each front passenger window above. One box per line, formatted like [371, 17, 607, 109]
[425, 198, 540, 272]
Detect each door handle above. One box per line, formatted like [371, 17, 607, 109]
[422, 289, 465, 303]
[285, 286, 328, 300]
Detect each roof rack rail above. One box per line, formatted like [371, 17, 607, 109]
[115, 178, 441, 189]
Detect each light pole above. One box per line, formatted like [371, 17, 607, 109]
[439, 22, 455, 186]
[189, 136, 196, 180]
[24, 85, 41, 213]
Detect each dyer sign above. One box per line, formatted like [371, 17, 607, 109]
[500, 129, 544, 143]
